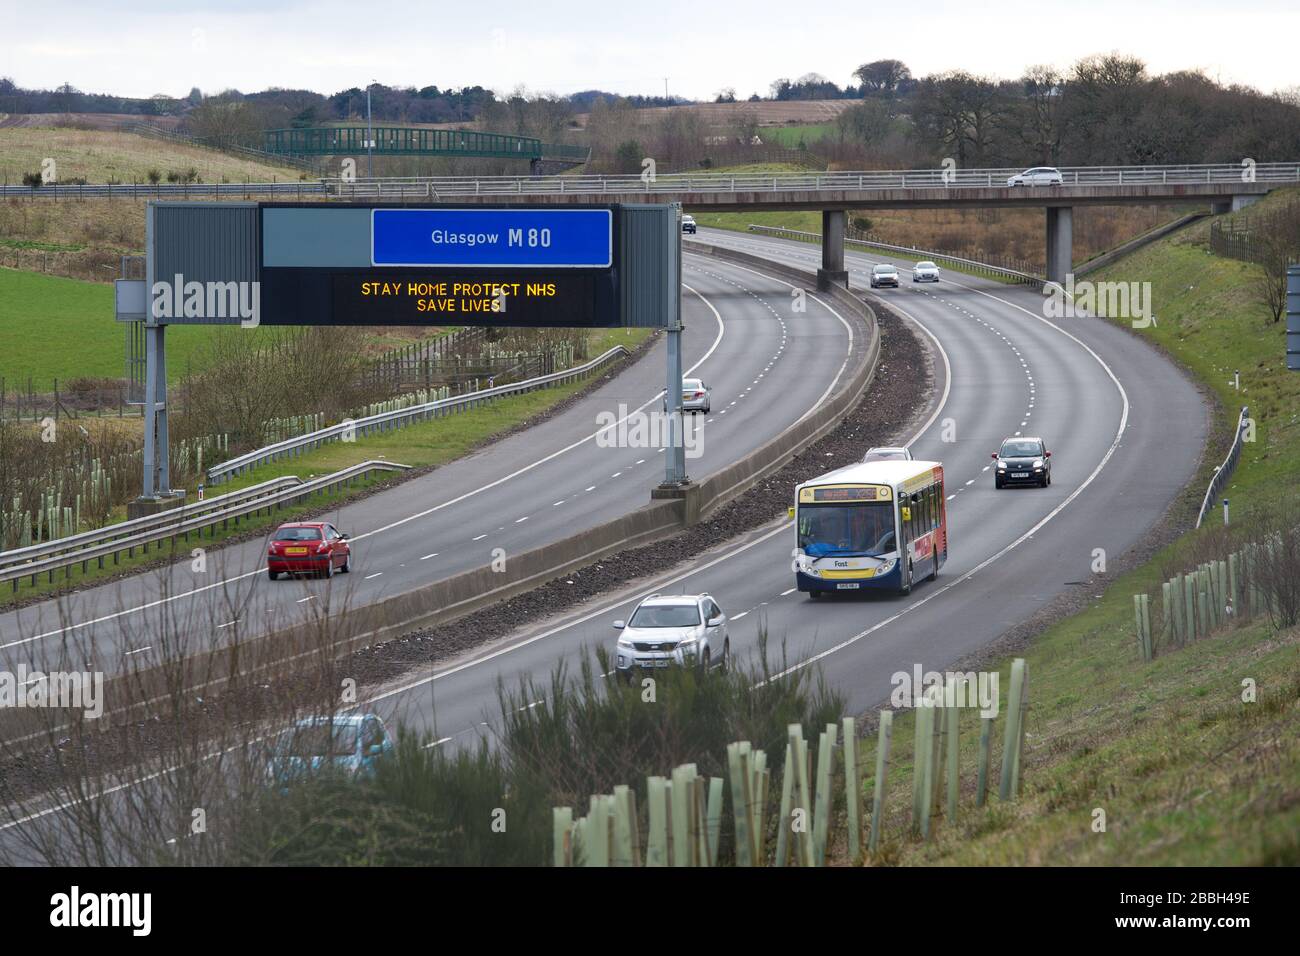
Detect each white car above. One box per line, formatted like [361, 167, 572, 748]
[912, 261, 940, 282]
[862, 446, 913, 463]
[681, 214, 697, 234]
[613, 593, 729, 680]
[1007, 167, 1063, 187]
[662, 377, 712, 413]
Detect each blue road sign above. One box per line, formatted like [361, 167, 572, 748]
[371, 208, 613, 268]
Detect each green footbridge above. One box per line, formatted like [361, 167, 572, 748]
[263, 126, 590, 172]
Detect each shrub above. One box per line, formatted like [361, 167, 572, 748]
[222, 631, 845, 866]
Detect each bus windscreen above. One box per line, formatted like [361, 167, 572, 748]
[798, 501, 896, 557]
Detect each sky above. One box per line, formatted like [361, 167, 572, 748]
[2, 0, 1298, 102]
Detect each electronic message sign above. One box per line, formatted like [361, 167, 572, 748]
[257, 204, 628, 328]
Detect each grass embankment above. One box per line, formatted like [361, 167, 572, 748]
[860, 189, 1300, 866]
[0, 326, 653, 609]
[0, 127, 301, 185]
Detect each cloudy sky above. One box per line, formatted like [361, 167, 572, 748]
[3, 0, 1298, 101]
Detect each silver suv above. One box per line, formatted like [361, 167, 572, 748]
[613, 593, 729, 681]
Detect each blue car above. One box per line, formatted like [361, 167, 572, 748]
[268, 714, 394, 785]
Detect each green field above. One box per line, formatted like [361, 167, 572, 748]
[0, 268, 220, 385]
[859, 189, 1300, 866]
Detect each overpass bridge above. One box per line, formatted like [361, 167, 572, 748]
[325, 162, 1298, 285]
[3, 162, 1293, 285]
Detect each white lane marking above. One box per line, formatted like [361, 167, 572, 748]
[515, 516, 529, 523]
[124, 645, 151, 657]
[1, 283, 731, 653]
[296, 596, 315, 603]
[552, 500, 565, 506]
[216, 620, 239, 629]
[733, 611, 749, 620]
[471, 534, 487, 541]
[420, 552, 438, 560]
[695, 256, 854, 426]
[364, 572, 383, 580]
[780, 588, 797, 596]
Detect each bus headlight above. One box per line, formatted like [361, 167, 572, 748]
[877, 558, 897, 575]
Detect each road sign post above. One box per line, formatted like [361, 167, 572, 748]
[1287, 265, 1300, 371]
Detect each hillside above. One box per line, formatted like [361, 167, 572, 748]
[0, 127, 303, 185]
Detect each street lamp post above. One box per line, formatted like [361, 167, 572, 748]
[365, 83, 374, 178]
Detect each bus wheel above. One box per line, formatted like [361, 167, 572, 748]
[928, 554, 938, 582]
[899, 561, 913, 596]
[808, 590, 822, 601]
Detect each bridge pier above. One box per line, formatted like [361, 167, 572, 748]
[818, 209, 849, 291]
[1046, 206, 1073, 287]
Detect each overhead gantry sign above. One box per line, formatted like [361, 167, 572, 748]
[117, 201, 684, 510]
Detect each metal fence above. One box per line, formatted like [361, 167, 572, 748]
[321, 163, 1300, 200]
[1208, 219, 1263, 263]
[123, 123, 325, 175]
[1196, 406, 1251, 529]
[0, 462, 407, 593]
[206, 344, 633, 484]
[4, 162, 1297, 201]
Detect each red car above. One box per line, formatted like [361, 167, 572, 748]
[267, 522, 352, 579]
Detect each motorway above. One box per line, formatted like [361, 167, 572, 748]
[0, 254, 859, 678]
[0, 227, 1209, 858]
[367, 227, 1207, 743]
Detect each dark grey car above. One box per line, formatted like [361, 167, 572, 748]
[993, 437, 1052, 488]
